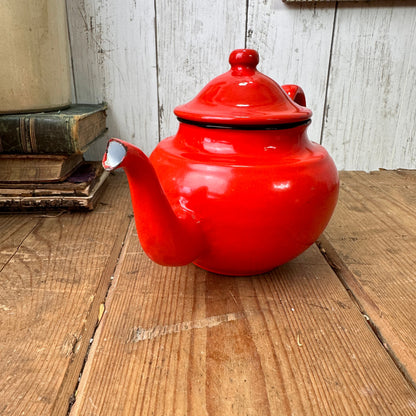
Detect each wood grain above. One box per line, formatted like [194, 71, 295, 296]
[0, 216, 41, 269]
[66, 0, 159, 157]
[0, 172, 132, 415]
[321, 170, 416, 386]
[321, 1, 416, 170]
[247, 0, 336, 143]
[70, 225, 416, 415]
[155, 0, 247, 141]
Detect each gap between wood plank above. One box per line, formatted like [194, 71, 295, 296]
[319, 1, 338, 145]
[244, 0, 249, 48]
[65, 0, 78, 103]
[61, 215, 134, 416]
[153, 0, 162, 142]
[316, 236, 416, 392]
[66, 218, 135, 416]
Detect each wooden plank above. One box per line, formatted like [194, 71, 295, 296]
[155, 0, 247, 141]
[0, 172, 132, 415]
[70, 226, 416, 415]
[321, 2, 416, 170]
[247, 0, 336, 144]
[66, 0, 416, 170]
[66, 0, 159, 157]
[320, 170, 416, 388]
[67, 1, 416, 170]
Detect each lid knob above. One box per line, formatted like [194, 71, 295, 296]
[229, 49, 259, 69]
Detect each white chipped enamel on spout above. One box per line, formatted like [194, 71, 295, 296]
[104, 140, 127, 170]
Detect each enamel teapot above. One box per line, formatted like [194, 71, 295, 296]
[103, 49, 339, 276]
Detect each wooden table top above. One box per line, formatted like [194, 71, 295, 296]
[0, 170, 415, 415]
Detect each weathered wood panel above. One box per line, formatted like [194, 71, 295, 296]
[70, 226, 416, 415]
[247, 0, 336, 143]
[155, 0, 247, 140]
[321, 170, 416, 386]
[0, 173, 132, 416]
[66, 0, 159, 157]
[322, 2, 416, 170]
[66, 0, 416, 169]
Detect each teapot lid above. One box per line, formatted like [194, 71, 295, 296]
[174, 49, 312, 126]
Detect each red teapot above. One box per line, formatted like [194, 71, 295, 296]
[103, 49, 339, 276]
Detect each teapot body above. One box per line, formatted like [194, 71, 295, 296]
[103, 49, 339, 276]
[150, 121, 338, 275]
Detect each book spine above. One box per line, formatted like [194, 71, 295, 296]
[0, 116, 76, 154]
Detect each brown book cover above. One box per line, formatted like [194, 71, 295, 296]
[0, 162, 104, 195]
[0, 153, 83, 183]
[0, 104, 107, 154]
[0, 162, 110, 211]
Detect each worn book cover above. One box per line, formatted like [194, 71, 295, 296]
[0, 153, 83, 183]
[0, 103, 107, 154]
[0, 161, 104, 196]
[0, 163, 109, 211]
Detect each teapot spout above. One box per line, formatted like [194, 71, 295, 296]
[103, 138, 204, 267]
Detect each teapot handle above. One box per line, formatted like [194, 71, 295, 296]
[282, 84, 306, 107]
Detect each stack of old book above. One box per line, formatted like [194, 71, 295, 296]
[0, 104, 109, 211]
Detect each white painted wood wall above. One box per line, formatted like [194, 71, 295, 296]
[66, 0, 416, 171]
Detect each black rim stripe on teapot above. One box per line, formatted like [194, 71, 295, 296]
[177, 117, 311, 130]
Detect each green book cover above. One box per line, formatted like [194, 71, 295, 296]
[0, 103, 107, 154]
